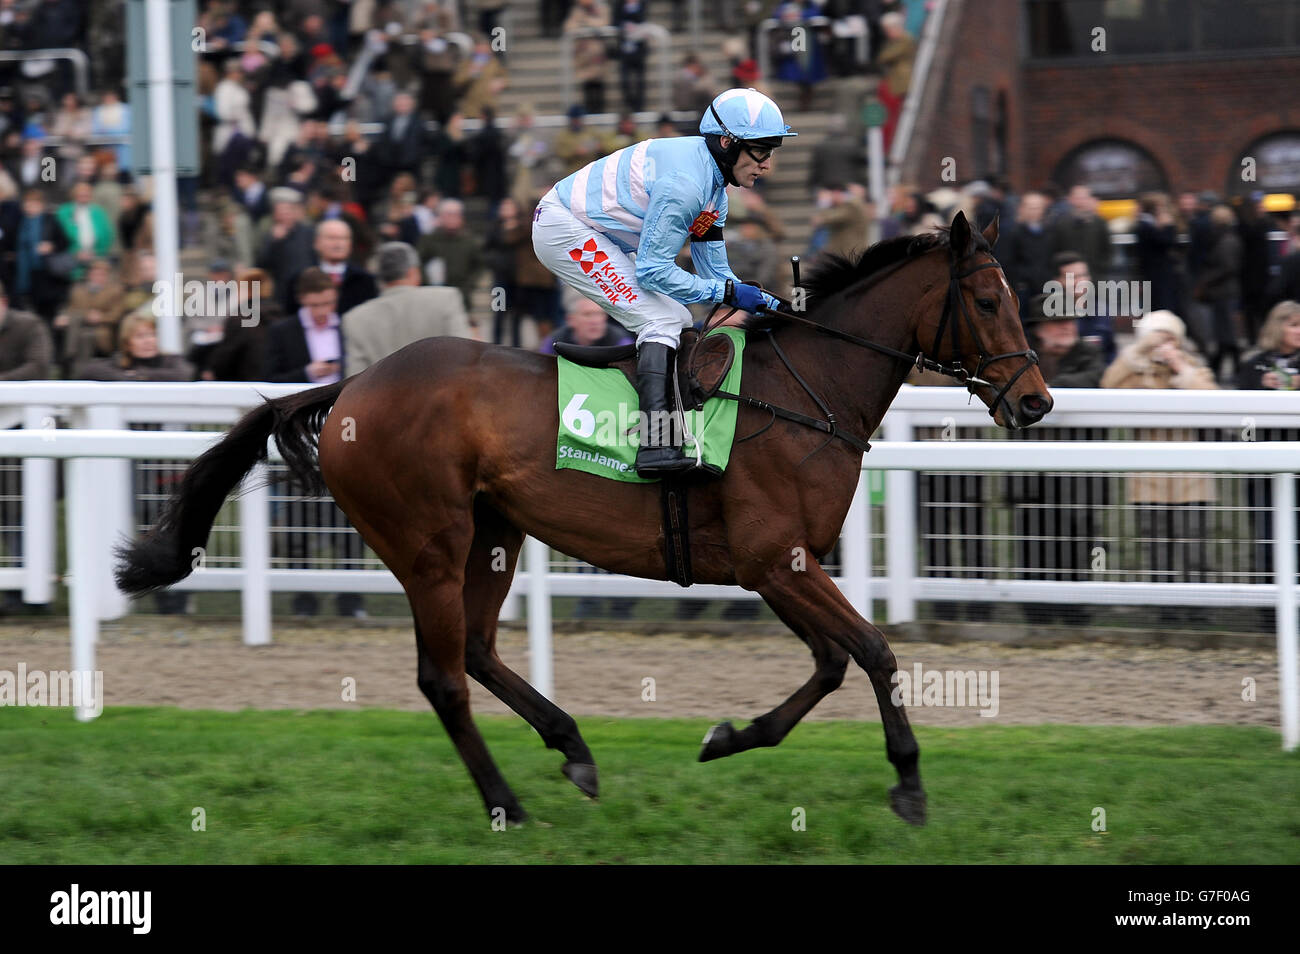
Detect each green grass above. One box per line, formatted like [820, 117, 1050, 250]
[2, 708, 1297, 864]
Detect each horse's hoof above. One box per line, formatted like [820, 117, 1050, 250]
[889, 785, 927, 826]
[513, 817, 552, 829]
[497, 806, 529, 828]
[562, 761, 599, 799]
[699, 721, 736, 762]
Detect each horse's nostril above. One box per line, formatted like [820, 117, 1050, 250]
[1019, 394, 1048, 419]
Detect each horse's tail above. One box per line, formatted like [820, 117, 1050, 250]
[114, 380, 347, 597]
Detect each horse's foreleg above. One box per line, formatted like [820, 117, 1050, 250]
[739, 562, 925, 826]
[461, 500, 598, 798]
[698, 632, 849, 762]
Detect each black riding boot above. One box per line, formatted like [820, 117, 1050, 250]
[634, 342, 695, 477]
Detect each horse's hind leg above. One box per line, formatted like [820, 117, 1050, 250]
[407, 518, 527, 825]
[462, 498, 599, 798]
[698, 632, 849, 762]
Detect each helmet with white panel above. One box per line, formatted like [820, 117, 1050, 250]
[699, 88, 797, 185]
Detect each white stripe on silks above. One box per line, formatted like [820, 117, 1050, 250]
[570, 205, 609, 237]
[627, 140, 651, 211]
[569, 163, 592, 222]
[567, 163, 608, 235]
[601, 147, 642, 232]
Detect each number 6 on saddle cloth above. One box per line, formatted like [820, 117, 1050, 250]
[554, 327, 745, 483]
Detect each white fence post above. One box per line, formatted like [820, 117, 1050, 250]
[885, 412, 916, 623]
[525, 535, 554, 701]
[240, 462, 271, 646]
[843, 470, 871, 618]
[21, 405, 56, 605]
[1273, 473, 1298, 751]
[85, 405, 131, 622]
[498, 586, 520, 622]
[66, 458, 99, 721]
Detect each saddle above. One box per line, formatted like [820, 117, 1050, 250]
[553, 329, 737, 411]
[554, 330, 738, 590]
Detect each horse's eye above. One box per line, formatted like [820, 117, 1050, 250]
[976, 298, 998, 312]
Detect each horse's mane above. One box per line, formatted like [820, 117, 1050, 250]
[738, 224, 989, 331]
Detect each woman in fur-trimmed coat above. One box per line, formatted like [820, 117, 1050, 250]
[1101, 310, 1218, 613]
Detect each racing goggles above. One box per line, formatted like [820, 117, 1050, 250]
[740, 138, 783, 164]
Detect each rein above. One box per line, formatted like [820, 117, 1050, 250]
[706, 249, 1040, 457]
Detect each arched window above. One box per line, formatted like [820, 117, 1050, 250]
[1230, 131, 1300, 197]
[1052, 139, 1168, 199]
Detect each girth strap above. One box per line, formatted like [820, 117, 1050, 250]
[660, 479, 693, 587]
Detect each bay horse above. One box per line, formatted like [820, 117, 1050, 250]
[116, 211, 1050, 826]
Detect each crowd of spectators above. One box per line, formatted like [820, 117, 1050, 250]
[0, 0, 933, 385]
[891, 175, 1300, 627]
[816, 176, 1300, 393]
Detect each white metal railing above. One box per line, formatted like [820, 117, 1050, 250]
[0, 48, 90, 99]
[1, 382, 1298, 746]
[2, 424, 1297, 747]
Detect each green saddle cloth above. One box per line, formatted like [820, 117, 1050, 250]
[554, 327, 746, 483]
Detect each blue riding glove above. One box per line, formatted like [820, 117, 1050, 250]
[724, 281, 776, 315]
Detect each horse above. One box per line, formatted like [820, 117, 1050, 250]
[116, 210, 1051, 827]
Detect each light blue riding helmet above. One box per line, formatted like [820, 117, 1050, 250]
[699, 88, 798, 145]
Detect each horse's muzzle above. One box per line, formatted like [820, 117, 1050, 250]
[1015, 393, 1052, 427]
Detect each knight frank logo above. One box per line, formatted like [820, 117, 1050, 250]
[569, 238, 608, 274]
[569, 239, 638, 306]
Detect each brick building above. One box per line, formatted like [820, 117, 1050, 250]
[898, 0, 1300, 200]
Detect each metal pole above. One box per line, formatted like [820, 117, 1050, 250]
[757, 20, 774, 90]
[67, 459, 100, 721]
[145, 0, 181, 355]
[562, 33, 574, 109]
[888, 0, 949, 184]
[1274, 473, 1298, 751]
[525, 535, 554, 701]
[658, 31, 670, 114]
[867, 124, 886, 226]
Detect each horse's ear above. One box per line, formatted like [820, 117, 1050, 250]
[982, 212, 1000, 248]
[950, 210, 973, 259]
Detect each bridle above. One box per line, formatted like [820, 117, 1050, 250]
[707, 245, 1041, 456]
[753, 248, 1037, 416]
[929, 252, 1041, 425]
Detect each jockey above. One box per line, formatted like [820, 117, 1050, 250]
[532, 88, 796, 476]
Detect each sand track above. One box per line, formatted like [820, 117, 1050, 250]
[0, 618, 1278, 728]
